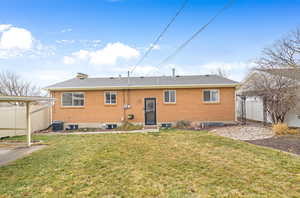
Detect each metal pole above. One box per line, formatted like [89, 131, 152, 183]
[26, 102, 31, 147]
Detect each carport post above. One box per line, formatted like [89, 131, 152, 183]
[26, 102, 31, 147]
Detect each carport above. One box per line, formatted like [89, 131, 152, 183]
[0, 96, 55, 147]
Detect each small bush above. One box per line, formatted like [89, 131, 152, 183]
[175, 120, 191, 129]
[272, 123, 289, 135]
[287, 129, 299, 134]
[117, 121, 143, 131]
[272, 123, 299, 135]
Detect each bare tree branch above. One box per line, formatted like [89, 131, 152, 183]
[242, 28, 300, 124]
[0, 71, 41, 97]
[210, 67, 229, 78]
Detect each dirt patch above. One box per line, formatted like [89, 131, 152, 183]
[246, 134, 300, 155]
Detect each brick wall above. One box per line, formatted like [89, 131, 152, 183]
[51, 87, 236, 125]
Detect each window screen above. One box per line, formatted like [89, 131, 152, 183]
[203, 90, 219, 102]
[62, 92, 84, 106]
[164, 90, 176, 103]
[105, 92, 117, 104]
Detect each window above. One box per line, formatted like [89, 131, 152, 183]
[62, 92, 84, 107]
[164, 90, 176, 103]
[105, 92, 117, 104]
[203, 89, 219, 103]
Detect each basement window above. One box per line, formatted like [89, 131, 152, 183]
[105, 91, 117, 104]
[203, 89, 220, 103]
[164, 90, 176, 103]
[62, 92, 84, 107]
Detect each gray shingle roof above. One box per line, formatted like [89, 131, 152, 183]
[45, 75, 238, 90]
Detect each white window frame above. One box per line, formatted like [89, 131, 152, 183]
[61, 92, 85, 107]
[104, 91, 117, 105]
[203, 89, 220, 103]
[164, 90, 176, 104]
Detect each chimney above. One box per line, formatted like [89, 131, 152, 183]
[172, 68, 175, 78]
[76, 72, 88, 80]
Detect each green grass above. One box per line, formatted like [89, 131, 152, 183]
[0, 130, 299, 197]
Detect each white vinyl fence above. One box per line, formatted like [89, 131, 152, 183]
[237, 96, 300, 127]
[237, 97, 265, 122]
[0, 104, 51, 138]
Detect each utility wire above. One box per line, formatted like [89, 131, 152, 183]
[157, 0, 235, 66]
[130, 0, 189, 74]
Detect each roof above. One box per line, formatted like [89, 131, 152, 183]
[0, 96, 55, 102]
[45, 75, 239, 91]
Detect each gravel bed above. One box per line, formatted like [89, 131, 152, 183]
[210, 124, 274, 140]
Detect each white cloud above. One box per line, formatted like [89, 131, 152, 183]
[61, 28, 72, 33]
[0, 24, 12, 32]
[123, 62, 252, 82]
[200, 61, 253, 80]
[90, 42, 139, 65]
[63, 56, 75, 64]
[72, 50, 90, 60]
[56, 39, 75, 44]
[150, 44, 160, 50]
[68, 42, 140, 65]
[56, 40, 101, 48]
[127, 65, 160, 76]
[0, 24, 55, 59]
[201, 62, 248, 71]
[21, 70, 75, 87]
[0, 27, 33, 49]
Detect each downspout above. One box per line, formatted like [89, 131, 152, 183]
[234, 89, 237, 122]
[126, 71, 130, 122]
[127, 71, 130, 106]
[49, 91, 53, 124]
[122, 89, 126, 122]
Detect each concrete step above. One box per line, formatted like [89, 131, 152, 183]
[143, 125, 158, 130]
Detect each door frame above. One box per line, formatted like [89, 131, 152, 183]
[144, 97, 157, 125]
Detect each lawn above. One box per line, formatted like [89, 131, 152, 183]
[0, 130, 299, 198]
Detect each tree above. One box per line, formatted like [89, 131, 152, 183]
[0, 70, 41, 96]
[243, 28, 300, 124]
[210, 67, 229, 78]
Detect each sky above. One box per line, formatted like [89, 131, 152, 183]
[0, 0, 300, 87]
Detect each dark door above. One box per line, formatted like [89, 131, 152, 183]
[144, 98, 156, 125]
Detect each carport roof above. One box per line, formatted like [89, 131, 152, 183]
[0, 96, 55, 102]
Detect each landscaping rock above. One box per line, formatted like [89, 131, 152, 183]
[210, 124, 274, 140]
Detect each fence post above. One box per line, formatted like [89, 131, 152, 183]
[26, 102, 31, 147]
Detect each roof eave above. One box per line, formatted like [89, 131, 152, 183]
[0, 96, 55, 102]
[44, 83, 239, 91]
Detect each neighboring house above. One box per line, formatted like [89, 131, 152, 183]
[45, 73, 239, 128]
[238, 68, 300, 127]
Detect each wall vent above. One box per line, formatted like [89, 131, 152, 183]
[161, 123, 172, 128]
[105, 124, 117, 129]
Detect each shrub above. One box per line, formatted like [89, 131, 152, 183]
[117, 121, 143, 131]
[175, 120, 191, 129]
[287, 129, 299, 134]
[272, 123, 299, 135]
[272, 123, 289, 135]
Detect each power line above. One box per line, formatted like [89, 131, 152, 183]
[130, 0, 189, 74]
[157, 0, 235, 67]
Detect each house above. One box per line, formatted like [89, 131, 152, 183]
[238, 68, 300, 127]
[45, 72, 239, 129]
